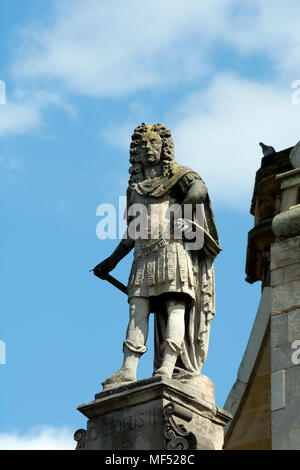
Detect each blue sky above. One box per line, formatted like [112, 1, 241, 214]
[1, 0, 300, 449]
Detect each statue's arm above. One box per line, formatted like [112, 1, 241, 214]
[93, 230, 134, 279]
[179, 172, 208, 208]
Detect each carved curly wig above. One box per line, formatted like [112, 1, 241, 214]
[128, 122, 177, 185]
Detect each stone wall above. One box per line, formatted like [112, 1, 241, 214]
[224, 325, 271, 450]
[270, 235, 300, 449]
[224, 144, 300, 450]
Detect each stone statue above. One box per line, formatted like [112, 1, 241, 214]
[93, 123, 221, 390]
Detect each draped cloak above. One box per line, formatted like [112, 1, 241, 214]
[126, 164, 221, 379]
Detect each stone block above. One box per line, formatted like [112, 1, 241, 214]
[281, 187, 299, 212]
[271, 236, 300, 270]
[289, 145, 300, 170]
[271, 314, 288, 348]
[283, 263, 300, 283]
[272, 264, 300, 287]
[271, 370, 285, 411]
[272, 428, 300, 450]
[76, 376, 231, 450]
[271, 280, 300, 314]
[272, 402, 300, 434]
[271, 343, 295, 372]
[271, 268, 284, 287]
[272, 206, 300, 239]
[285, 366, 300, 406]
[288, 309, 300, 342]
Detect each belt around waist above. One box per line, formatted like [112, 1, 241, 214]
[134, 239, 182, 258]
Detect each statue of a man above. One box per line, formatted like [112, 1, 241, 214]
[93, 123, 220, 390]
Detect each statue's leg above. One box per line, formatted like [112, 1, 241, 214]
[154, 299, 185, 379]
[102, 297, 150, 389]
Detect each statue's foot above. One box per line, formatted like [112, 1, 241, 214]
[153, 366, 172, 379]
[102, 367, 136, 391]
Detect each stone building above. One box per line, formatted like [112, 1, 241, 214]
[223, 143, 300, 450]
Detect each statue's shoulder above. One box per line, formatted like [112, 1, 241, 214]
[176, 165, 204, 188]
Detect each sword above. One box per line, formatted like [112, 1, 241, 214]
[90, 269, 128, 295]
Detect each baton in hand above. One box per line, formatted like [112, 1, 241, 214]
[90, 269, 128, 295]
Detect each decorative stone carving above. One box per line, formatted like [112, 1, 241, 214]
[272, 167, 300, 239]
[163, 402, 197, 450]
[246, 146, 293, 285]
[74, 429, 86, 450]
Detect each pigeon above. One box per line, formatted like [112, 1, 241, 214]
[259, 142, 276, 156]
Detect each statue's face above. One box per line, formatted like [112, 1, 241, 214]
[139, 130, 162, 167]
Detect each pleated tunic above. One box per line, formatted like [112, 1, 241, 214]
[127, 189, 196, 304]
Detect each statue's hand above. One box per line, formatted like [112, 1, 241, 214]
[93, 256, 117, 279]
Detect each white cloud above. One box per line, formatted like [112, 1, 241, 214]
[171, 74, 300, 209]
[224, 0, 300, 79]
[4, 0, 300, 209]
[100, 120, 138, 151]
[102, 74, 300, 210]
[0, 100, 41, 137]
[12, 0, 231, 97]
[0, 426, 75, 450]
[12, 0, 300, 99]
[0, 88, 76, 137]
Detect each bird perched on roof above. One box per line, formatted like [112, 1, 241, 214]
[259, 142, 276, 156]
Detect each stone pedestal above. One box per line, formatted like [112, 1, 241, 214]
[76, 376, 231, 450]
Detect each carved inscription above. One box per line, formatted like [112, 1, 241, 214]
[88, 407, 161, 441]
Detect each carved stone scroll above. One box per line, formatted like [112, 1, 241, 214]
[74, 428, 86, 450]
[163, 402, 197, 450]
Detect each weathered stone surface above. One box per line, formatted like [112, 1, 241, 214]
[270, 236, 300, 270]
[271, 314, 288, 348]
[271, 370, 285, 411]
[272, 402, 300, 434]
[276, 167, 300, 213]
[250, 147, 292, 218]
[271, 267, 284, 287]
[224, 287, 271, 440]
[281, 186, 300, 212]
[284, 263, 300, 283]
[288, 309, 300, 343]
[225, 146, 300, 450]
[272, 428, 300, 450]
[289, 142, 300, 169]
[272, 205, 300, 239]
[271, 280, 300, 314]
[271, 343, 295, 372]
[77, 376, 231, 450]
[245, 147, 292, 286]
[224, 327, 271, 450]
[271, 263, 300, 289]
[85, 399, 163, 450]
[278, 168, 300, 190]
[285, 366, 300, 405]
[270, 169, 300, 450]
